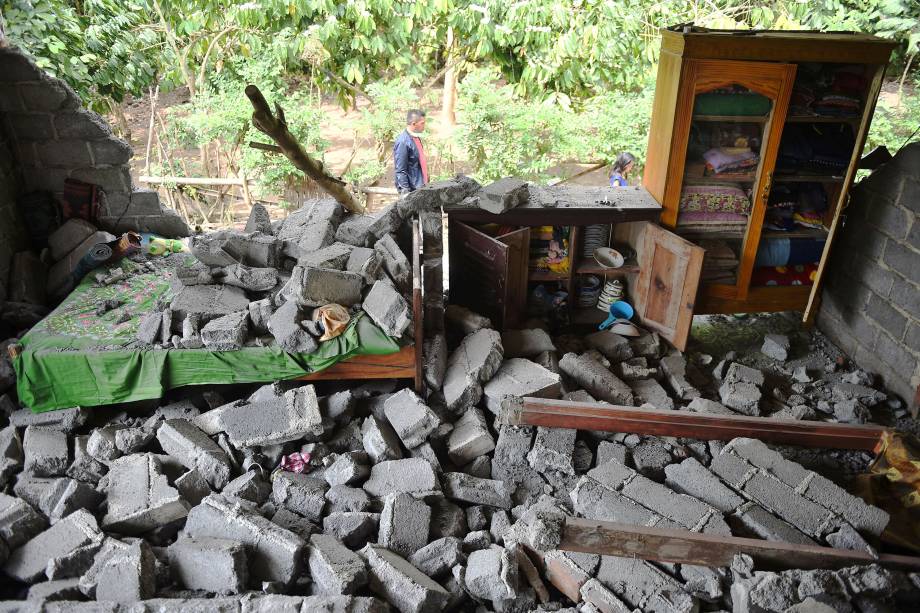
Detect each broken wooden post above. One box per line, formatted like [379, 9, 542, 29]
[500, 397, 888, 450]
[245, 84, 363, 214]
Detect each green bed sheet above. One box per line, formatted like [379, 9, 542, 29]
[13, 256, 400, 413]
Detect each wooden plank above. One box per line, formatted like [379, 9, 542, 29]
[696, 285, 812, 314]
[497, 226, 530, 329]
[502, 397, 887, 450]
[296, 346, 416, 381]
[660, 29, 898, 65]
[643, 51, 684, 207]
[412, 218, 424, 393]
[444, 198, 661, 226]
[139, 175, 248, 186]
[561, 517, 920, 571]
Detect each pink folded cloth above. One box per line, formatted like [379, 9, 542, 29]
[278, 451, 312, 474]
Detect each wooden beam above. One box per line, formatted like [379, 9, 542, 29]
[561, 517, 920, 571]
[139, 175, 249, 187]
[295, 346, 416, 381]
[501, 397, 887, 450]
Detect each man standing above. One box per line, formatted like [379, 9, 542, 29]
[393, 109, 428, 194]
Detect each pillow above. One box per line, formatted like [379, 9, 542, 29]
[679, 184, 752, 214]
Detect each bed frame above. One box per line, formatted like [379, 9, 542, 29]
[297, 218, 424, 392]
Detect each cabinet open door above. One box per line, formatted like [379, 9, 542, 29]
[615, 222, 704, 352]
[448, 221, 529, 329]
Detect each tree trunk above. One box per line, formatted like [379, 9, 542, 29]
[245, 85, 363, 213]
[441, 26, 458, 128]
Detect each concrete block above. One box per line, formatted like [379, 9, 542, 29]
[596, 554, 695, 612]
[170, 284, 250, 321]
[47, 218, 97, 262]
[384, 389, 440, 449]
[409, 536, 464, 579]
[324, 452, 370, 488]
[741, 471, 830, 537]
[379, 492, 431, 557]
[325, 485, 372, 514]
[271, 473, 328, 522]
[291, 265, 363, 307]
[79, 539, 156, 602]
[0, 492, 47, 549]
[478, 177, 528, 214]
[361, 415, 404, 463]
[629, 438, 673, 481]
[220, 263, 278, 292]
[442, 472, 511, 508]
[298, 241, 354, 270]
[114, 427, 154, 454]
[802, 473, 890, 536]
[447, 407, 495, 465]
[363, 458, 439, 497]
[492, 425, 535, 484]
[26, 577, 83, 601]
[482, 358, 562, 414]
[224, 471, 272, 504]
[527, 427, 576, 475]
[621, 473, 723, 532]
[366, 202, 402, 241]
[686, 397, 737, 415]
[221, 385, 323, 447]
[445, 304, 492, 336]
[322, 511, 380, 548]
[398, 175, 480, 216]
[201, 310, 250, 351]
[423, 333, 448, 391]
[86, 425, 123, 462]
[581, 578, 632, 613]
[375, 233, 411, 293]
[595, 441, 628, 467]
[184, 494, 306, 584]
[244, 202, 273, 234]
[362, 544, 450, 613]
[664, 457, 744, 513]
[362, 278, 412, 338]
[23, 426, 69, 477]
[461, 528, 491, 552]
[175, 469, 212, 507]
[723, 438, 810, 488]
[2, 509, 103, 583]
[719, 378, 762, 416]
[335, 214, 375, 247]
[443, 328, 504, 411]
[346, 246, 381, 283]
[586, 458, 635, 491]
[559, 353, 633, 405]
[659, 353, 701, 401]
[101, 453, 190, 534]
[156, 419, 232, 490]
[501, 329, 556, 358]
[267, 300, 318, 354]
[465, 545, 519, 604]
[308, 533, 367, 595]
[9, 406, 87, 432]
[762, 334, 790, 361]
[39, 477, 104, 524]
[570, 475, 669, 529]
[585, 331, 633, 362]
[278, 198, 343, 257]
[0, 425, 23, 486]
[168, 536, 247, 594]
[629, 378, 675, 410]
[271, 507, 316, 541]
[734, 502, 817, 545]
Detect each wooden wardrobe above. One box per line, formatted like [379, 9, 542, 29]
[643, 27, 896, 319]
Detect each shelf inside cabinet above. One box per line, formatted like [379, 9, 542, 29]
[692, 114, 768, 123]
[683, 162, 757, 184]
[528, 268, 570, 282]
[773, 173, 846, 183]
[785, 115, 861, 124]
[575, 261, 640, 276]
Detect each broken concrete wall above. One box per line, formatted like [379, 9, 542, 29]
[0, 44, 189, 239]
[818, 142, 920, 409]
[0, 113, 27, 301]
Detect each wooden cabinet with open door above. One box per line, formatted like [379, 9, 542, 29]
[449, 217, 704, 351]
[644, 27, 896, 318]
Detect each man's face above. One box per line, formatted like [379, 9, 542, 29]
[409, 116, 426, 133]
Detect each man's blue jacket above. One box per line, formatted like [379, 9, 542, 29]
[393, 129, 425, 193]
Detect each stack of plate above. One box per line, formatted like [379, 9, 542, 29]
[576, 275, 602, 307]
[581, 224, 610, 258]
[596, 279, 624, 312]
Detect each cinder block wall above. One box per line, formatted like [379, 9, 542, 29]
[817, 142, 920, 409]
[0, 45, 188, 238]
[0, 119, 27, 300]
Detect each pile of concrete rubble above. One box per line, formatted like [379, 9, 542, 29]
[0, 303, 917, 611]
[133, 174, 481, 352]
